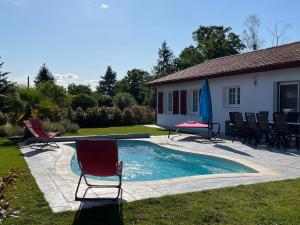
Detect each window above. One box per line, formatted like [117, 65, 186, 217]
[192, 90, 200, 113]
[167, 92, 173, 113]
[279, 82, 300, 112]
[226, 86, 240, 107]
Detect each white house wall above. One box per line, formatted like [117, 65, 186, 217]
[155, 67, 300, 134]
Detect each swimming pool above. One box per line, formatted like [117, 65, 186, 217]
[69, 140, 257, 182]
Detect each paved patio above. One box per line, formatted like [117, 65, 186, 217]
[19, 135, 300, 213]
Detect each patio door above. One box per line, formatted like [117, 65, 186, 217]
[279, 82, 300, 112]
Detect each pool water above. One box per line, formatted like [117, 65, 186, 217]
[69, 140, 256, 182]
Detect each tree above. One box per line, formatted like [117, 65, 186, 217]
[192, 25, 245, 60]
[34, 63, 55, 86]
[118, 69, 151, 105]
[242, 14, 263, 50]
[154, 41, 176, 78]
[96, 66, 117, 96]
[174, 45, 203, 70]
[71, 94, 97, 110]
[67, 84, 92, 95]
[268, 21, 291, 46]
[97, 94, 113, 107]
[113, 93, 136, 111]
[0, 58, 15, 112]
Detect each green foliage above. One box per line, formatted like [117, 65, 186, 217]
[73, 107, 86, 127]
[96, 66, 117, 96]
[42, 120, 79, 134]
[0, 58, 15, 112]
[154, 41, 176, 78]
[71, 94, 97, 110]
[122, 108, 134, 125]
[97, 94, 113, 107]
[0, 124, 24, 137]
[67, 84, 92, 95]
[192, 25, 245, 60]
[108, 107, 122, 126]
[113, 92, 137, 111]
[118, 69, 152, 105]
[37, 81, 68, 107]
[34, 63, 54, 86]
[0, 112, 8, 126]
[175, 45, 204, 70]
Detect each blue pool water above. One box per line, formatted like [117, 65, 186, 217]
[69, 140, 256, 182]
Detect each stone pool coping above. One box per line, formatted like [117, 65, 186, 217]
[20, 135, 300, 212]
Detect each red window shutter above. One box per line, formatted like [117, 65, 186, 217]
[180, 90, 187, 115]
[157, 92, 163, 114]
[173, 91, 179, 114]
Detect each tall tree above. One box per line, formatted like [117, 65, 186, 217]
[0, 58, 15, 112]
[268, 21, 291, 46]
[192, 25, 245, 60]
[242, 14, 263, 50]
[34, 63, 54, 86]
[96, 66, 117, 96]
[174, 45, 203, 70]
[154, 41, 176, 78]
[118, 69, 151, 105]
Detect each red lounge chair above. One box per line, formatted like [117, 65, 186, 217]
[168, 121, 220, 139]
[23, 119, 60, 148]
[75, 139, 123, 200]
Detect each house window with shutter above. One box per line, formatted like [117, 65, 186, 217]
[180, 90, 187, 115]
[173, 91, 179, 114]
[157, 92, 163, 114]
[167, 92, 173, 113]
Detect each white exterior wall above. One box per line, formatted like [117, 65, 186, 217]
[155, 67, 300, 133]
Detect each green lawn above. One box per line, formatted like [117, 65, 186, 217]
[65, 125, 169, 136]
[1, 135, 300, 225]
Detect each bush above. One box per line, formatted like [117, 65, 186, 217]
[0, 124, 24, 137]
[113, 93, 136, 111]
[71, 94, 97, 110]
[122, 107, 134, 125]
[85, 107, 100, 128]
[42, 120, 79, 134]
[97, 94, 113, 107]
[108, 107, 122, 126]
[73, 107, 86, 127]
[0, 112, 8, 126]
[98, 107, 109, 127]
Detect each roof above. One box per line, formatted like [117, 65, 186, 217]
[147, 41, 300, 86]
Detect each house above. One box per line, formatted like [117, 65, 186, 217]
[147, 41, 300, 134]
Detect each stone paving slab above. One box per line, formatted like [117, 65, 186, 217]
[19, 135, 300, 212]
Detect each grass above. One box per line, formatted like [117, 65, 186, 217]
[64, 125, 169, 136]
[1, 130, 300, 224]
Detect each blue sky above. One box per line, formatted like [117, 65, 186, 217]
[1, 0, 300, 89]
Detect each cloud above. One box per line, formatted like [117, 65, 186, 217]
[54, 73, 79, 80]
[100, 3, 109, 9]
[83, 79, 98, 85]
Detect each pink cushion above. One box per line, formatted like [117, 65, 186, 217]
[175, 122, 209, 128]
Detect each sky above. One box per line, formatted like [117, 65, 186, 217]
[1, 0, 300, 89]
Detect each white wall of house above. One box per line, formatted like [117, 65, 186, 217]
[155, 67, 300, 134]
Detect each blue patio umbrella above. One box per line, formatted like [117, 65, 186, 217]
[199, 79, 212, 123]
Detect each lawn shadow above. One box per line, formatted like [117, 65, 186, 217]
[213, 144, 254, 157]
[72, 200, 124, 225]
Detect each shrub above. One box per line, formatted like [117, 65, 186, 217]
[0, 112, 8, 126]
[113, 93, 136, 111]
[42, 120, 79, 134]
[131, 105, 144, 124]
[97, 94, 113, 107]
[122, 107, 134, 125]
[71, 94, 97, 110]
[0, 124, 24, 137]
[73, 107, 86, 128]
[98, 107, 109, 127]
[108, 107, 122, 126]
[85, 107, 100, 128]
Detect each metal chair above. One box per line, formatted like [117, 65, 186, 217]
[256, 112, 273, 147]
[75, 139, 123, 200]
[245, 113, 259, 145]
[232, 112, 247, 143]
[271, 113, 292, 149]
